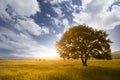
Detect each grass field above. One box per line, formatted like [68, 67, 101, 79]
[0, 59, 120, 80]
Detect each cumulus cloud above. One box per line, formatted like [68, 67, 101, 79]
[0, 0, 49, 36]
[0, 0, 51, 58]
[51, 17, 62, 28]
[48, 0, 120, 30]
[72, 0, 120, 29]
[0, 0, 40, 20]
[15, 19, 49, 36]
[0, 27, 34, 51]
[52, 6, 64, 17]
[0, 26, 54, 58]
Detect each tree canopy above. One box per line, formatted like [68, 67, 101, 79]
[55, 25, 112, 66]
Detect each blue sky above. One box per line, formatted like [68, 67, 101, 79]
[0, 0, 120, 58]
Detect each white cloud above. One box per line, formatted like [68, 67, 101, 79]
[41, 26, 50, 34]
[0, 0, 11, 21]
[62, 18, 70, 31]
[0, 0, 52, 58]
[50, 5, 66, 29]
[56, 33, 62, 39]
[51, 17, 62, 28]
[0, 27, 55, 58]
[52, 6, 65, 17]
[0, 0, 49, 36]
[47, 14, 51, 17]
[0, 27, 34, 51]
[72, 0, 120, 29]
[0, 0, 40, 18]
[48, 0, 70, 4]
[63, 18, 69, 27]
[16, 19, 49, 36]
[52, 29, 56, 33]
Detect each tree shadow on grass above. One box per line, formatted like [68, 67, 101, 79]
[78, 66, 120, 80]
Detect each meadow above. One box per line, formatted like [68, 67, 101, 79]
[0, 59, 120, 80]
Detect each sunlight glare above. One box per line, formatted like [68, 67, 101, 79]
[31, 48, 60, 59]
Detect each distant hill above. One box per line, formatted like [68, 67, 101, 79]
[112, 51, 120, 59]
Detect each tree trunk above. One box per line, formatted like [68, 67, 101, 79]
[81, 54, 88, 66]
[84, 55, 88, 66]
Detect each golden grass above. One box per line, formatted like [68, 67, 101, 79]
[0, 59, 120, 80]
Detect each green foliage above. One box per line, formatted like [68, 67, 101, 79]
[0, 60, 120, 80]
[55, 25, 112, 66]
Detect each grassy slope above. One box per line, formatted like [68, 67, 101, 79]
[0, 59, 120, 80]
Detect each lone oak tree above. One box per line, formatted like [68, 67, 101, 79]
[55, 25, 112, 66]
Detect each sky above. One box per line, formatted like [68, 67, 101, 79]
[0, 0, 120, 59]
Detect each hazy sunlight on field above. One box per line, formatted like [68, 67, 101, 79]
[0, 59, 120, 80]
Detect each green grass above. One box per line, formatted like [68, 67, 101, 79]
[0, 59, 120, 80]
